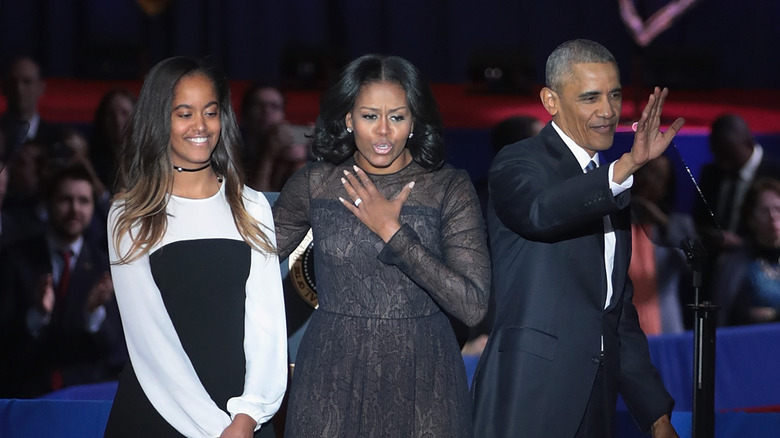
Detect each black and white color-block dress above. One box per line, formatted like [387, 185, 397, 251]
[104, 185, 287, 437]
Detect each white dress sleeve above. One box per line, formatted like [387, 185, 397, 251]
[107, 187, 287, 437]
[226, 188, 288, 428]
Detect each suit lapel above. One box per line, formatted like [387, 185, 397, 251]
[541, 124, 615, 309]
[540, 124, 583, 180]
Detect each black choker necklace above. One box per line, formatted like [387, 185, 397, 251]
[173, 163, 211, 173]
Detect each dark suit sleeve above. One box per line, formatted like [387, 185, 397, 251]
[489, 141, 628, 242]
[616, 272, 676, 431]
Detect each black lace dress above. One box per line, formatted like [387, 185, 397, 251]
[273, 158, 490, 437]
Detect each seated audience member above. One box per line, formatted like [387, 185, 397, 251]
[56, 127, 112, 251]
[0, 125, 29, 247]
[58, 126, 89, 163]
[629, 155, 694, 334]
[694, 114, 780, 315]
[0, 163, 126, 398]
[695, 113, 780, 248]
[240, 83, 287, 174]
[1, 140, 49, 244]
[88, 88, 135, 194]
[0, 56, 57, 149]
[241, 83, 310, 192]
[715, 178, 780, 325]
[248, 122, 310, 192]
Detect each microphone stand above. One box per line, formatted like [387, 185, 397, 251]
[682, 238, 718, 438]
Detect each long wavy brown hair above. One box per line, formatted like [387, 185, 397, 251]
[111, 56, 275, 263]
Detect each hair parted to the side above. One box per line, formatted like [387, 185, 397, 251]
[545, 39, 617, 93]
[311, 54, 445, 170]
[112, 56, 275, 263]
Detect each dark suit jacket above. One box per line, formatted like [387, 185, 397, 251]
[694, 152, 780, 237]
[0, 113, 57, 153]
[471, 124, 673, 438]
[0, 232, 126, 398]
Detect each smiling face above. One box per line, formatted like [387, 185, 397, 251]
[345, 81, 413, 174]
[169, 73, 221, 169]
[541, 62, 622, 157]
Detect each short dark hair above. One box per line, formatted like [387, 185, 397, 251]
[709, 113, 753, 154]
[44, 162, 95, 203]
[240, 82, 285, 119]
[490, 116, 540, 155]
[311, 54, 445, 170]
[2, 54, 43, 80]
[545, 39, 617, 92]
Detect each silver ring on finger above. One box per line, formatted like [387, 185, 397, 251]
[354, 198, 363, 207]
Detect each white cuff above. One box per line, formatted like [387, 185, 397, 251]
[609, 161, 633, 196]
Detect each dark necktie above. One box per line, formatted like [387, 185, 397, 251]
[51, 249, 73, 391]
[585, 160, 597, 173]
[57, 250, 72, 299]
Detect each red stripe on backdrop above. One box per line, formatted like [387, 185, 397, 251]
[3, 79, 779, 133]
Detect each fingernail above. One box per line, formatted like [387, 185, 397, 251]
[343, 170, 349, 176]
[341, 177, 346, 184]
[338, 197, 345, 203]
[353, 165, 361, 172]
[409, 181, 415, 189]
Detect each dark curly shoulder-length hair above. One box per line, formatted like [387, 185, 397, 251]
[312, 54, 445, 170]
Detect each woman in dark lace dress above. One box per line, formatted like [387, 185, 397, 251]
[273, 54, 490, 437]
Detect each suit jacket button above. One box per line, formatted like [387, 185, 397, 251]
[591, 356, 600, 364]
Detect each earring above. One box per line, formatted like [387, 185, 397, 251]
[408, 132, 414, 139]
[347, 127, 353, 133]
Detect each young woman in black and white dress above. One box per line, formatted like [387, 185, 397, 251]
[104, 56, 287, 438]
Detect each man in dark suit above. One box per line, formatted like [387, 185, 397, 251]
[471, 39, 684, 438]
[694, 113, 780, 248]
[692, 114, 780, 326]
[1, 56, 57, 150]
[0, 163, 126, 398]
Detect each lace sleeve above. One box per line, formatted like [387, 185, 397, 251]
[378, 170, 490, 326]
[272, 166, 312, 261]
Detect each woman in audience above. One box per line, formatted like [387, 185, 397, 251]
[89, 88, 135, 193]
[719, 177, 780, 325]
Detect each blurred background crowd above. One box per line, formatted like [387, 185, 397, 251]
[0, 0, 778, 399]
